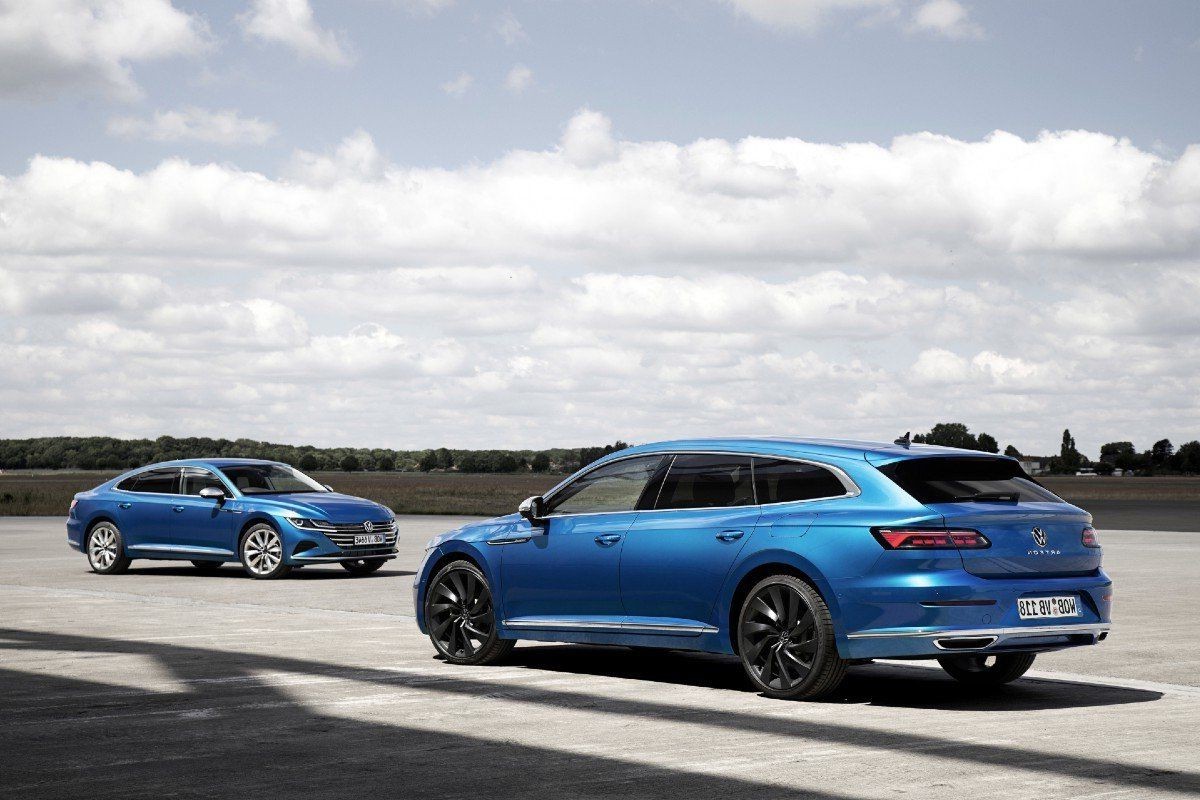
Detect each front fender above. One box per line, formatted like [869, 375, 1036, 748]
[413, 539, 502, 632]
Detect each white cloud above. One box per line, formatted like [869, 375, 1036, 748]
[0, 0, 209, 100]
[107, 107, 278, 145]
[908, 0, 983, 40]
[495, 10, 526, 45]
[441, 71, 473, 97]
[237, 0, 350, 65]
[723, 0, 984, 38]
[723, 0, 896, 32]
[2, 111, 1199, 453]
[504, 63, 533, 94]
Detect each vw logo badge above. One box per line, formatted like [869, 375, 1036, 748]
[1031, 527, 1047, 547]
[363, 521, 374, 533]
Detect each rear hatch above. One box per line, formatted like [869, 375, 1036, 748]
[877, 456, 1101, 577]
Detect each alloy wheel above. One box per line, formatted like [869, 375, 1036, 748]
[740, 583, 820, 692]
[428, 568, 495, 659]
[88, 525, 119, 570]
[243, 528, 283, 576]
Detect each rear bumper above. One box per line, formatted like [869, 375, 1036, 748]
[845, 622, 1110, 658]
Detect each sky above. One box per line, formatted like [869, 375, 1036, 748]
[1, 0, 1199, 457]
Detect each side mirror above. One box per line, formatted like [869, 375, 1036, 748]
[518, 495, 546, 526]
[199, 487, 226, 504]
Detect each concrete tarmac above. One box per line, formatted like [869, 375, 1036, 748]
[1, 517, 1197, 799]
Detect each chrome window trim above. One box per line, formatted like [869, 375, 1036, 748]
[114, 466, 241, 499]
[541, 449, 861, 519]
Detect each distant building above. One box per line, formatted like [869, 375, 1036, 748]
[1019, 457, 1050, 476]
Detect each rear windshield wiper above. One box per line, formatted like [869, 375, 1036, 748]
[949, 491, 1020, 503]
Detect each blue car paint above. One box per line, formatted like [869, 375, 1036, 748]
[67, 459, 396, 566]
[414, 437, 1112, 661]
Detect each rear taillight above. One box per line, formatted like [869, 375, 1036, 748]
[1081, 527, 1100, 548]
[873, 528, 990, 550]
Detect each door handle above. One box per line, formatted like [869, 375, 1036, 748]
[118, 502, 132, 509]
[594, 533, 623, 546]
[716, 529, 745, 542]
[172, 506, 185, 513]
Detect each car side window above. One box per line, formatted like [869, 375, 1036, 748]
[181, 468, 227, 496]
[753, 458, 847, 504]
[131, 468, 180, 495]
[116, 475, 139, 491]
[656, 454, 754, 509]
[545, 456, 667, 515]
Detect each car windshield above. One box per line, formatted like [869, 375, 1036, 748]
[218, 464, 327, 495]
[878, 456, 1062, 504]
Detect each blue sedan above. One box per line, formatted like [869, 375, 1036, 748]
[67, 459, 397, 579]
[414, 437, 1112, 699]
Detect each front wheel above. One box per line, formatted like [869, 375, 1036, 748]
[341, 558, 387, 576]
[737, 575, 847, 700]
[87, 522, 131, 574]
[425, 560, 514, 665]
[938, 653, 1036, 686]
[239, 524, 292, 580]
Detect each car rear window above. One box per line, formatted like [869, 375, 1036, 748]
[753, 458, 848, 504]
[878, 457, 1062, 504]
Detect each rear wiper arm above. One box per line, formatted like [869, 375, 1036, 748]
[950, 491, 1019, 502]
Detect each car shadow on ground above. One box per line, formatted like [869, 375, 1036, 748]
[0, 628, 1187, 800]
[505, 644, 1164, 712]
[119, 564, 416, 579]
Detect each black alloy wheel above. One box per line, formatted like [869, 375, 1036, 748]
[737, 575, 847, 699]
[425, 560, 514, 665]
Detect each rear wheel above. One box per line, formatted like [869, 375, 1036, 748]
[239, 523, 292, 580]
[191, 560, 223, 572]
[341, 558, 387, 576]
[938, 653, 1036, 686]
[426, 560, 514, 665]
[737, 575, 847, 699]
[87, 522, 131, 574]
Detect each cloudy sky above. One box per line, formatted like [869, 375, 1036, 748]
[2, 0, 1199, 456]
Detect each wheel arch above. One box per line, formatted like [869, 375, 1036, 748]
[721, 549, 841, 655]
[418, 543, 496, 623]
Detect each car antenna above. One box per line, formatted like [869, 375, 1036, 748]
[894, 431, 911, 448]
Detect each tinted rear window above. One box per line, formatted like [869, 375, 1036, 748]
[878, 457, 1062, 504]
[130, 469, 180, 494]
[656, 454, 755, 509]
[753, 458, 847, 503]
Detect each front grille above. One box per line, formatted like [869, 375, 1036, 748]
[316, 520, 398, 549]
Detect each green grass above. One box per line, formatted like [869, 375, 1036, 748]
[2, 471, 1197, 518]
[0, 471, 564, 517]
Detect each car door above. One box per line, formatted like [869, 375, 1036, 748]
[499, 454, 668, 625]
[115, 467, 182, 551]
[174, 468, 239, 557]
[619, 454, 760, 627]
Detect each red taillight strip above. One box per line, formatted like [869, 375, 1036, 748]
[872, 528, 991, 550]
[1081, 527, 1101, 548]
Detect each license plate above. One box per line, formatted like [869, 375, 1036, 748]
[1018, 596, 1079, 619]
[354, 534, 385, 546]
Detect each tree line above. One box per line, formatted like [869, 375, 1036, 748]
[905, 423, 1200, 475]
[0, 436, 629, 475]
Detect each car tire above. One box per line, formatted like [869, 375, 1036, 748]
[239, 523, 292, 580]
[340, 558, 387, 576]
[736, 574, 847, 700]
[191, 560, 223, 572]
[937, 653, 1036, 686]
[425, 560, 515, 665]
[86, 521, 132, 575]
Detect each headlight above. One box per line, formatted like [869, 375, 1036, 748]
[287, 518, 333, 530]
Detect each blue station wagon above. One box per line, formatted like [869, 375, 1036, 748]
[68, 459, 397, 579]
[414, 437, 1112, 699]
